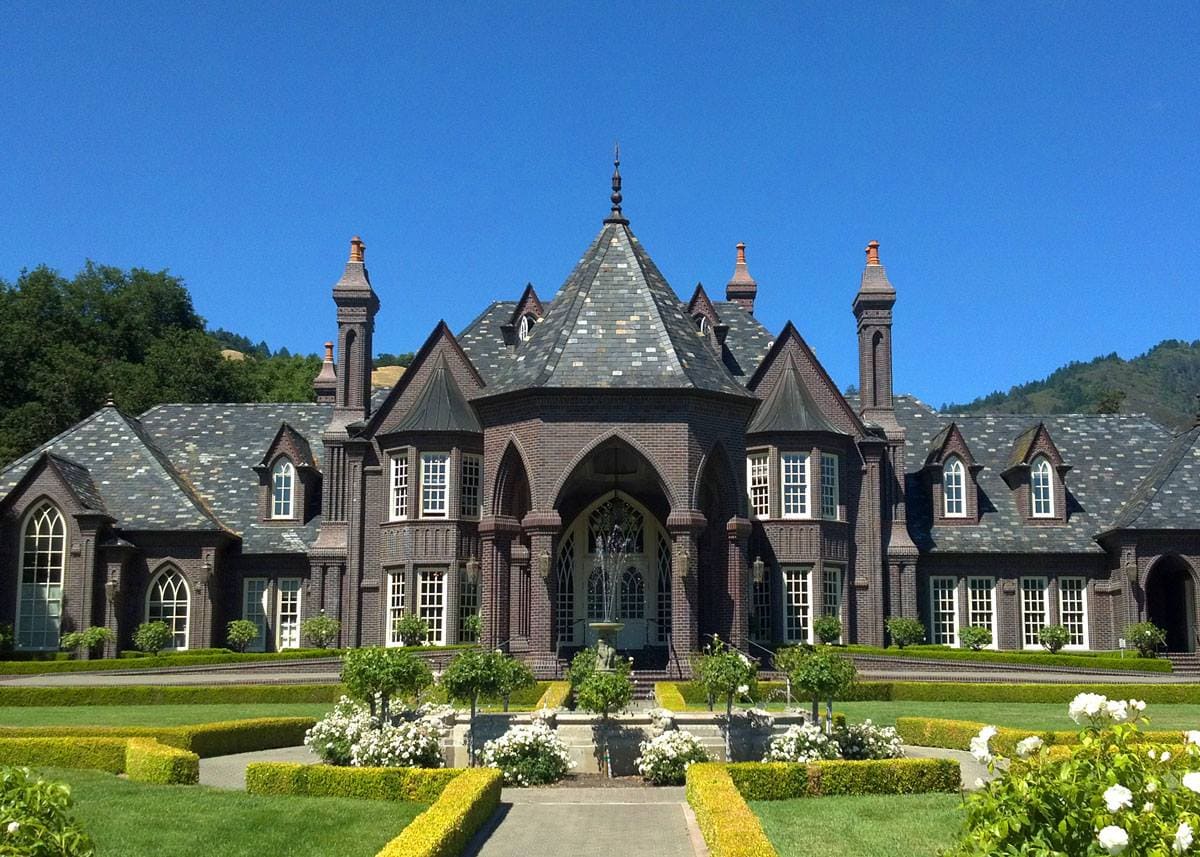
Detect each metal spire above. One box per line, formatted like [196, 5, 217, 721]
[605, 142, 628, 224]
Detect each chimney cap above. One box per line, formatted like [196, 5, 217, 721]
[349, 236, 365, 263]
[323, 342, 334, 361]
[865, 240, 881, 266]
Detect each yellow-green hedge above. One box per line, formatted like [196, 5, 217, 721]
[895, 717, 1180, 755]
[124, 738, 200, 784]
[246, 762, 461, 805]
[725, 758, 959, 800]
[0, 683, 340, 707]
[375, 769, 501, 857]
[686, 763, 777, 857]
[535, 681, 570, 710]
[0, 717, 316, 757]
[655, 682, 688, 711]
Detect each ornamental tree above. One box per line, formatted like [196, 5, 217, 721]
[394, 615, 430, 647]
[301, 613, 340, 648]
[60, 626, 114, 658]
[1125, 622, 1167, 658]
[789, 649, 857, 727]
[1038, 623, 1070, 654]
[341, 646, 433, 719]
[225, 619, 259, 653]
[959, 625, 993, 652]
[495, 656, 535, 712]
[693, 637, 758, 760]
[885, 616, 925, 649]
[575, 670, 634, 777]
[813, 615, 842, 645]
[441, 649, 503, 764]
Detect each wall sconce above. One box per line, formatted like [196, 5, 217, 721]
[1125, 562, 1138, 587]
[202, 555, 215, 588]
[752, 556, 765, 585]
[465, 558, 481, 585]
[536, 550, 551, 580]
[673, 544, 691, 578]
[104, 579, 119, 605]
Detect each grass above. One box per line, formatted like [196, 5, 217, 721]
[43, 767, 421, 857]
[0, 702, 334, 727]
[750, 793, 963, 857]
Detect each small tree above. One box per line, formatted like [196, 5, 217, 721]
[341, 646, 433, 719]
[441, 649, 503, 764]
[959, 625, 992, 651]
[495, 656, 535, 712]
[460, 613, 482, 644]
[225, 619, 259, 653]
[1125, 621, 1167, 658]
[693, 637, 758, 760]
[133, 621, 173, 656]
[394, 615, 430, 647]
[885, 616, 925, 649]
[575, 670, 633, 777]
[1038, 624, 1070, 654]
[567, 646, 630, 695]
[790, 649, 857, 728]
[301, 613, 341, 648]
[813, 615, 842, 645]
[60, 627, 114, 658]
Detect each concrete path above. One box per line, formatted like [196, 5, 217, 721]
[463, 787, 705, 857]
[199, 745, 320, 789]
[902, 745, 994, 789]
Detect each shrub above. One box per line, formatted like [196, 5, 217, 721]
[1125, 621, 1168, 658]
[349, 718, 444, 768]
[301, 613, 341, 648]
[0, 684, 339, 707]
[764, 723, 841, 762]
[305, 698, 384, 765]
[247, 762, 459, 804]
[494, 656, 535, 712]
[575, 671, 632, 718]
[374, 768, 502, 857]
[395, 615, 431, 647]
[225, 620, 259, 653]
[686, 763, 776, 857]
[959, 625, 992, 651]
[1038, 623, 1070, 653]
[944, 693, 1200, 855]
[0, 738, 127, 773]
[726, 758, 960, 799]
[637, 730, 709, 785]
[813, 615, 842, 645]
[60, 627, 114, 657]
[124, 738, 199, 784]
[834, 720, 903, 760]
[789, 648, 856, 723]
[341, 646, 433, 717]
[441, 649, 502, 764]
[566, 646, 630, 693]
[885, 616, 925, 648]
[0, 767, 95, 856]
[133, 621, 173, 655]
[694, 637, 759, 759]
[480, 722, 574, 786]
[459, 614, 481, 644]
[0, 623, 13, 655]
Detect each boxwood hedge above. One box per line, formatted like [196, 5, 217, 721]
[0, 736, 198, 784]
[0, 683, 341, 707]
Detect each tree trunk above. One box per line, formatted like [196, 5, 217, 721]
[469, 695, 478, 766]
[825, 698, 833, 734]
[725, 695, 734, 762]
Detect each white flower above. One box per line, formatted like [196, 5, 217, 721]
[1103, 784, 1133, 812]
[736, 684, 749, 695]
[1069, 692, 1108, 725]
[973, 777, 985, 789]
[6, 822, 17, 834]
[1105, 699, 1129, 723]
[1150, 749, 1159, 760]
[1016, 736, 1044, 758]
[1130, 699, 1147, 713]
[1186, 731, 1200, 747]
[1164, 751, 1173, 762]
[969, 725, 997, 764]
[1184, 772, 1200, 794]
[1098, 825, 1129, 855]
[1143, 802, 1155, 813]
[1146, 780, 1158, 794]
[1175, 821, 1194, 854]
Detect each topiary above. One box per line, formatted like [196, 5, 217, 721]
[341, 646, 433, 718]
[1124, 622, 1167, 658]
[959, 625, 993, 652]
[813, 615, 842, 645]
[133, 621, 173, 656]
[60, 627, 114, 658]
[301, 613, 340, 649]
[394, 615, 430, 647]
[1038, 624, 1070, 654]
[225, 619, 260, 653]
[885, 616, 925, 649]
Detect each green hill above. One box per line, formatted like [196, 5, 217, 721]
[945, 339, 1200, 431]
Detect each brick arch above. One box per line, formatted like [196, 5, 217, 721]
[691, 442, 740, 515]
[547, 429, 681, 514]
[1145, 554, 1198, 653]
[492, 437, 532, 520]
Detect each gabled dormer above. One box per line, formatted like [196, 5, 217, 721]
[687, 282, 728, 350]
[1000, 422, 1071, 524]
[923, 422, 983, 524]
[501, 283, 545, 346]
[254, 423, 321, 524]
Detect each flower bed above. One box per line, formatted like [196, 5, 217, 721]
[0, 716, 317, 757]
[0, 736, 199, 783]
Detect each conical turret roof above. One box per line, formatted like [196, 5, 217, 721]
[747, 354, 847, 435]
[393, 354, 482, 434]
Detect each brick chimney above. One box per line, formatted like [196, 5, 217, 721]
[725, 242, 758, 314]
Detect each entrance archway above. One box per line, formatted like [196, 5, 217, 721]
[1146, 556, 1197, 653]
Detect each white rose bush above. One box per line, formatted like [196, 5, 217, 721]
[945, 692, 1200, 856]
[480, 721, 574, 786]
[636, 730, 710, 785]
[304, 695, 444, 768]
[765, 720, 903, 763]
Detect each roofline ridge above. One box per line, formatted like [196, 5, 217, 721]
[622, 226, 693, 380]
[1119, 427, 1200, 529]
[0, 406, 115, 482]
[120, 411, 229, 531]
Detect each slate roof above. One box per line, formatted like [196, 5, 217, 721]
[890, 395, 1177, 553]
[138, 403, 332, 553]
[1109, 424, 1200, 531]
[713, 300, 774, 382]
[747, 354, 846, 435]
[0, 407, 222, 531]
[482, 221, 751, 397]
[45, 454, 106, 512]
[390, 355, 482, 434]
[457, 301, 516, 384]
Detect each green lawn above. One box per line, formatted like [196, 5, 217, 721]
[751, 793, 963, 857]
[42, 768, 421, 857]
[0, 702, 333, 727]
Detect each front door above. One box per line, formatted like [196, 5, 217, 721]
[616, 562, 648, 649]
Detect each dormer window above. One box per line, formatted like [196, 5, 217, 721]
[518, 314, 535, 342]
[694, 315, 709, 334]
[1031, 456, 1054, 517]
[943, 457, 966, 517]
[271, 458, 295, 519]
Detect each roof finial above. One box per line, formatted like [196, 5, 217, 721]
[736, 242, 747, 265]
[865, 240, 880, 266]
[605, 142, 628, 224]
[324, 341, 334, 362]
[349, 236, 365, 263]
[103, 392, 115, 408]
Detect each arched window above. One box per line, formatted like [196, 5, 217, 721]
[272, 458, 295, 519]
[1031, 457, 1054, 517]
[17, 502, 66, 650]
[656, 533, 671, 644]
[943, 457, 966, 517]
[147, 568, 189, 650]
[586, 566, 605, 620]
[518, 314, 535, 342]
[619, 568, 645, 619]
[556, 533, 575, 644]
[694, 315, 709, 334]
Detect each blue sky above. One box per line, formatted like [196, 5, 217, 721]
[1, 2, 1196, 407]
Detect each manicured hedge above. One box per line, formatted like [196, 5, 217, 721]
[0, 683, 342, 707]
[726, 758, 960, 800]
[535, 681, 570, 710]
[895, 717, 1182, 756]
[655, 682, 688, 711]
[375, 769, 502, 857]
[0, 737, 127, 773]
[124, 738, 200, 784]
[686, 763, 777, 857]
[0, 716, 317, 758]
[247, 762, 459, 804]
[844, 644, 1173, 673]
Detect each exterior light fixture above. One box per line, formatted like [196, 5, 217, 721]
[465, 558, 480, 585]
[752, 556, 765, 584]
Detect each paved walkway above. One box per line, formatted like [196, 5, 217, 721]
[199, 745, 320, 789]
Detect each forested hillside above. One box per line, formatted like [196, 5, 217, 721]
[945, 340, 1200, 431]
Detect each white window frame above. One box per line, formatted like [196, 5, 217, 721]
[1059, 576, 1089, 650]
[146, 568, 191, 652]
[389, 451, 409, 521]
[943, 457, 966, 518]
[271, 458, 295, 519]
[275, 578, 302, 650]
[518, 314, 534, 342]
[966, 576, 997, 649]
[1020, 576, 1049, 650]
[781, 452, 810, 519]
[420, 452, 450, 518]
[460, 453, 482, 520]
[747, 451, 770, 518]
[1031, 457, 1054, 518]
[418, 569, 446, 645]
[820, 453, 839, 520]
[16, 502, 66, 651]
[242, 577, 270, 652]
[782, 566, 812, 643]
[386, 571, 406, 647]
[929, 576, 959, 646]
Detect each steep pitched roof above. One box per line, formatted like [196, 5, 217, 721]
[1109, 424, 1200, 530]
[747, 354, 847, 435]
[0, 406, 223, 531]
[391, 354, 482, 434]
[482, 220, 750, 397]
[712, 300, 774, 381]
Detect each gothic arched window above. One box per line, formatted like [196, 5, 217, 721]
[272, 458, 295, 519]
[943, 457, 966, 517]
[147, 567, 190, 650]
[1031, 457, 1054, 518]
[17, 502, 66, 650]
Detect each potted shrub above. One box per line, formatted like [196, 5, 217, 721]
[885, 616, 926, 648]
[301, 612, 341, 648]
[225, 619, 259, 653]
[133, 621, 173, 656]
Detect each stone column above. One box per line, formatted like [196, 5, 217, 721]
[523, 511, 562, 654]
[726, 517, 751, 650]
[667, 510, 706, 675]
